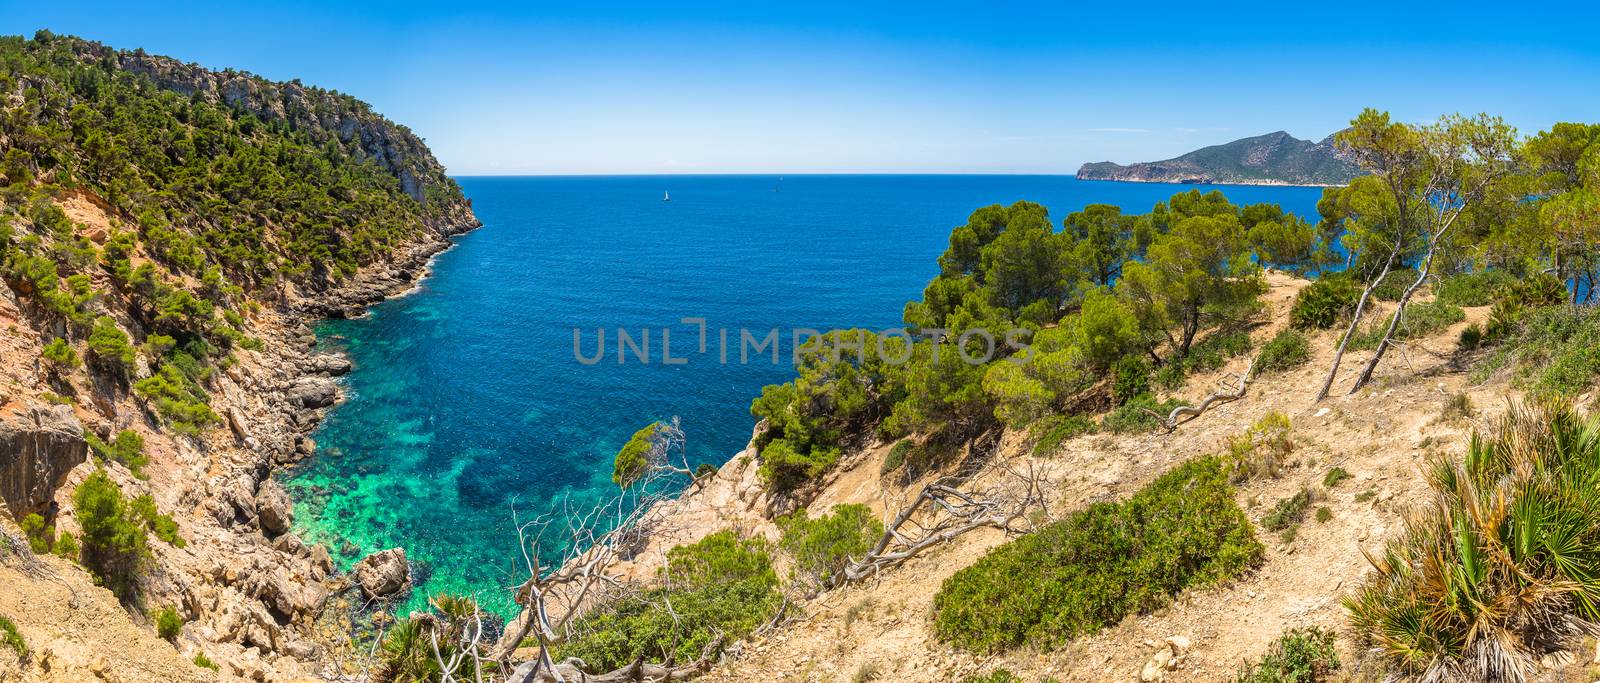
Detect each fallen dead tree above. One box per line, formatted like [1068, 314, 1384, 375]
[1144, 356, 1258, 432]
[828, 460, 1047, 590]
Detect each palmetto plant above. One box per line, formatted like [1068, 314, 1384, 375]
[1345, 402, 1600, 682]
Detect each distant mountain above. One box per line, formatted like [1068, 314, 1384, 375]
[1076, 131, 1361, 186]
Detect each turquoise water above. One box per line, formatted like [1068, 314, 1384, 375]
[281, 175, 1324, 614]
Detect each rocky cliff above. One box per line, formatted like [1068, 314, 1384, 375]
[1077, 131, 1360, 186]
[0, 31, 479, 681]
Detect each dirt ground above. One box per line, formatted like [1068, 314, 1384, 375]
[659, 271, 1600, 683]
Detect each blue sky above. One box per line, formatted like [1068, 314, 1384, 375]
[5, 1, 1599, 175]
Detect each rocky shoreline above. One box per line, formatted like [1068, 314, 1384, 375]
[0, 212, 481, 682]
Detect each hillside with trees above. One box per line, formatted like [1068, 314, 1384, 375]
[1078, 131, 1363, 186]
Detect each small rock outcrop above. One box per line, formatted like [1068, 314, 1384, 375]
[0, 402, 89, 517]
[353, 548, 410, 599]
[255, 479, 293, 537]
[287, 377, 338, 409]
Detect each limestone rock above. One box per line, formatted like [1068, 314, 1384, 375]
[255, 479, 293, 537]
[353, 548, 410, 599]
[287, 377, 338, 409]
[0, 402, 89, 516]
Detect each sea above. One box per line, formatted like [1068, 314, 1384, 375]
[279, 175, 1326, 615]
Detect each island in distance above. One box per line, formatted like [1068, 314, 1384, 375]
[1077, 130, 1361, 186]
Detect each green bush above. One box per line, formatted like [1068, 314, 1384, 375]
[1031, 414, 1095, 457]
[1457, 322, 1484, 350]
[1290, 275, 1360, 330]
[72, 470, 149, 601]
[1262, 489, 1312, 533]
[193, 652, 219, 671]
[153, 605, 182, 641]
[757, 438, 841, 492]
[86, 429, 148, 478]
[1155, 330, 1254, 390]
[1345, 403, 1600, 681]
[557, 531, 782, 672]
[961, 671, 1021, 683]
[777, 504, 884, 590]
[1225, 412, 1294, 483]
[1233, 626, 1340, 682]
[1435, 270, 1516, 307]
[54, 531, 78, 562]
[86, 316, 136, 375]
[133, 364, 219, 435]
[881, 439, 912, 474]
[131, 494, 185, 548]
[611, 422, 658, 489]
[1111, 355, 1152, 405]
[1101, 395, 1187, 434]
[1255, 329, 1309, 374]
[1371, 267, 1418, 301]
[41, 337, 79, 370]
[1321, 467, 1350, 488]
[932, 456, 1262, 652]
[0, 614, 25, 660]
[19, 513, 53, 554]
[1472, 305, 1600, 397]
[1348, 299, 1464, 350]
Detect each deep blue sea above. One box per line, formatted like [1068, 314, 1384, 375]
[281, 175, 1325, 614]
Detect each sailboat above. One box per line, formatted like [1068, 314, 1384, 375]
[662, 191, 671, 202]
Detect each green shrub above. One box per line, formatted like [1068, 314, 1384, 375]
[932, 456, 1262, 652]
[557, 530, 782, 671]
[1345, 403, 1600, 681]
[0, 614, 25, 659]
[72, 470, 148, 601]
[777, 504, 884, 590]
[1472, 305, 1600, 397]
[757, 438, 841, 492]
[193, 652, 219, 671]
[1031, 415, 1095, 457]
[1315, 507, 1333, 524]
[1348, 299, 1465, 350]
[611, 422, 658, 489]
[1262, 489, 1312, 532]
[86, 316, 136, 375]
[1255, 329, 1309, 374]
[1101, 395, 1186, 434]
[130, 494, 185, 548]
[961, 671, 1021, 683]
[1154, 330, 1254, 390]
[153, 605, 182, 641]
[1321, 467, 1350, 488]
[1225, 412, 1295, 483]
[41, 337, 79, 370]
[1233, 626, 1340, 682]
[1111, 355, 1152, 405]
[86, 429, 148, 478]
[1435, 270, 1516, 307]
[19, 513, 53, 554]
[133, 364, 219, 435]
[882, 439, 912, 474]
[1290, 275, 1360, 330]
[1458, 322, 1484, 350]
[1371, 268, 1418, 301]
[54, 531, 78, 562]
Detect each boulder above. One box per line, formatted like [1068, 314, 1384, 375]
[287, 378, 337, 409]
[305, 354, 352, 376]
[241, 566, 328, 622]
[308, 544, 334, 581]
[353, 548, 410, 599]
[0, 402, 89, 517]
[255, 479, 293, 537]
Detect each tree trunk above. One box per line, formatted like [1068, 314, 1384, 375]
[1315, 256, 1398, 401]
[1349, 239, 1444, 395]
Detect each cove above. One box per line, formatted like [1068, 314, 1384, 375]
[280, 175, 1326, 615]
